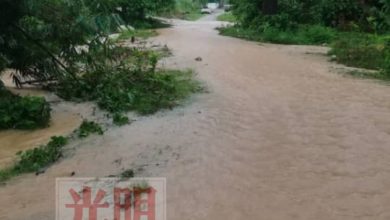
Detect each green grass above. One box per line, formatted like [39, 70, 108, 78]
[113, 113, 130, 126]
[329, 32, 390, 70]
[183, 12, 204, 21]
[218, 25, 336, 45]
[0, 136, 67, 183]
[122, 69, 202, 115]
[346, 70, 390, 81]
[77, 120, 104, 138]
[160, 0, 205, 21]
[217, 12, 237, 23]
[218, 24, 390, 79]
[57, 61, 202, 115]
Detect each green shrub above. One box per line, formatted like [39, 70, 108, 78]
[330, 33, 388, 70]
[217, 12, 237, 23]
[0, 136, 67, 182]
[161, 0, 205, 21]
[113, 113, 130, 126]
[56, 47, 200, 115]
[14, 136, 67, 173]
[77, 120, 104, 138]
[218, 25, 336, 45]
[0, 88, 51, 130]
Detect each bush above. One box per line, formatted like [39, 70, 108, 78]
[77, 120, 104, 138]
[14, 136, 67, 173]
[218, 24, 336, 45]
[0, 136, 67, 182]
[330, 33, 388, 70]
[56, 47, 200, 115]
[217, 12, 237, 23]
[113, 113, 130, 126]
[0, 88, 51, 130]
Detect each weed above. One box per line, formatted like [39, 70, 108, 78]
[113, 113, 130, 126]
[77, 120, 104, 138]
[218, 25, 336, 45]
[0, 136, 67, 183]
[217, 12, 237, 23]
[183, 13, 204, 21]
[57, 55, 201, 115]
[330, 33, 389, 70]
[0, 88, 51, 130]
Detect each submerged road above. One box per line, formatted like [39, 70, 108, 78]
[2, 13, 390, 220]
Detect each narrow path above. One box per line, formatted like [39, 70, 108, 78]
[2, 14, 390, 220]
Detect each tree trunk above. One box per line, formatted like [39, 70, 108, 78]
[262, 0, 278, 15]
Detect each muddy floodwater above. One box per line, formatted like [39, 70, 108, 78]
[0, 111, 81, 167]
[0, 75, 83, 168]
[2, 13, 390, 220]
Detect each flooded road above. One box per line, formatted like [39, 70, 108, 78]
[2, 15, 390, 220]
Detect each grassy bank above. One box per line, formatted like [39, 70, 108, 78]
[0, 136, 67, 183]
[329, 33, 389, 71]
[217, 12, 237, 23]
[218, 25, 390, 78]
[161, 0, 205, 21]
[218, 25, 336, 45]
[0, 119, 105, 183]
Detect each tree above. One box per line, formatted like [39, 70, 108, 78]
[262, 0, 278, 15]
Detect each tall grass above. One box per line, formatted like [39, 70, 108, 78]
[218, 25, 336, 45]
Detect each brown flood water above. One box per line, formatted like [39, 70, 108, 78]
[0, 75, 82, 168]
[0, 112, 81, 167]
[2, 14, 390, 220]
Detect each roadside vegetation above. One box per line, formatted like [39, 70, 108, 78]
[0, 83, 51, 130]
[0, 136, 68, 183]
[219, 0, 390, 78]
[0, 0, 202, 182]
[217, 12, 237, 23]
[0, 0, 200, 132]
[163, 0, 208, 21]
[0, 118, 108, 183]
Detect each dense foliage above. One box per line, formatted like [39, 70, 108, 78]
[230, 0, 390, 33]
[221, 0, 390, 76]
[0, 85, 51, 130]
[77, 120, 104, 138]
[0, 0, 175, 84]
[162, 0, 208, 20]
[0, 0, 200, 131]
